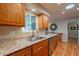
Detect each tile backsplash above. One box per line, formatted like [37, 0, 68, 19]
[0, 26, 45, 44]
[0, 26, 32, 41]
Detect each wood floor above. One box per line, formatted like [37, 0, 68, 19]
[52, 39, 79, 56]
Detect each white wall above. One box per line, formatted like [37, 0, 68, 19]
[49, 18, 79, 42]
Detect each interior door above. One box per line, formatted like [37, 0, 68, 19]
[68, 22, 78, 43]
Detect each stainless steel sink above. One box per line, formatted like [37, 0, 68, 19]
[29, 36, 45, 42]
[36, 37, 45, 40]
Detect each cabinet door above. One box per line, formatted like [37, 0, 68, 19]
[0, 3, 24, 26]
[32, 47, 42, 56]
[15, 4, 24, 26]
[43, 15, 48, 29]
[6, 4, 18, 25]
[54, 36, 58, 49]
[42, 44, 48, 56]
[26, 53, 31, 56]
[8, 47, 31, 56]
[49, 37, 55, 55]
[38, 14, 43, 29]
[6, 3, 24, 26]
[0, 4, 7, 24]
[56, 35, 62, 45]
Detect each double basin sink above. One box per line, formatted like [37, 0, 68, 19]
[28, 33, 58, 42]
[29, 36, 45, 42]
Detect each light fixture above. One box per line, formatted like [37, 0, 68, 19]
[57, 3, 61, 5]
[65, 4, 75, 10]
[77, 8, 79, 10]
[32, 9, 36, 12]
[62, 12, 65, 14]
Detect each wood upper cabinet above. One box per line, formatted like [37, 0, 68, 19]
[43, 15, 48, 29]
[38, 14, 43, 29]
[0, 3, 24, 27]
[38, 14, 48, 29]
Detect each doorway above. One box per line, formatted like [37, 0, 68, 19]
[68, 21, 78, 44]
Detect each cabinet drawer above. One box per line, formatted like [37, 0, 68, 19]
[41, 39, 48, 45]
[32, 41, 42, 51]
[32, 39, 48, 51]
[32, 47, 42, 56]
[8, 47, 31, 56]
[26, 53, 31, 56]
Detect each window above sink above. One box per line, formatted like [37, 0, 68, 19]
[22, 13, 38, 32]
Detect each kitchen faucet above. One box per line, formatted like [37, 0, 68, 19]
[31, 30, 34, 38]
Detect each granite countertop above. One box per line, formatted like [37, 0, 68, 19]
[0, 33, 58, 56]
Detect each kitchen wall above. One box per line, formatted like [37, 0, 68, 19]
[0, 26, 31, 40]
[0, 25, 45, 45]
[0, 18, 79, 44]
[49, 18, 79, 42]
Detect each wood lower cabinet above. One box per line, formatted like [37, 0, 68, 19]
[32, 39, 48, 56]
[55, 34, 62, 46]
[7, 34, 62, 56]
[32, 44, 48, 56]
[49, 34, 62, 55]
[53, 34, 62, 49]
[49, 37, 56, 55]
[0, 3, 24, 27]
[8, 39, 48, 56]
[42, 43, 48, 56]
[8, 46, 31, 56]
[32, 47, 42, 56]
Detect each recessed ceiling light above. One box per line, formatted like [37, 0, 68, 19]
[57, 3, 61, 5]
[62, 12, 65, 14]
[65, 4, 75, 10]
[32, 9, 36, 12]
[77, 8, 79, 10]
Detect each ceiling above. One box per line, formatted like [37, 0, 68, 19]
[24, 3, 49, 15]
[40, 3, 79, 20]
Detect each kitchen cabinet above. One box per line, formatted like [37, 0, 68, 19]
[7, 46, 31, 56]
[7, 39, 48, 56]
[32, 43, 48, 56]
[49, 37, 56, 55]
[42, 43, 48, 56]
[32, 47, 42, 56]
[38, 14, 48, 29]
[48, 34, 62, 55]
[32, 39, 48, 56]
[38, 14, 43, 29]
[7, 34, 62, 56]
[43, 14, 48, 29]
[53, 34, 62, 49]
[55, 33, 62, 45]
[0, 3, 24, 27]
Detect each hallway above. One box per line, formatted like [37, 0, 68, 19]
[52, 39, 79, 56]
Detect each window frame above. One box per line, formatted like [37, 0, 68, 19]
[22, 13, 38, 32]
